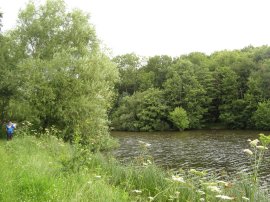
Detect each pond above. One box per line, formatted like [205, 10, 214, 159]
[111, 130, 270, 189]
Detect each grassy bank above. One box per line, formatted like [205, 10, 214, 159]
[0, 135, 269, 202]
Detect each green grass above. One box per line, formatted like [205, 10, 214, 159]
[0, 136, 130, 202]
[0, 135, 269, 202]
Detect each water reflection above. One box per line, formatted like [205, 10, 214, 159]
[111, 130, 270, 189]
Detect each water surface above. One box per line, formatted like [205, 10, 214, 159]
[111, 130, 270, 188]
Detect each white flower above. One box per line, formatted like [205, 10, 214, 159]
[95, 175, 101, 178]
[147, 159, 152, 164]
[243, 149, 253, 156]
[175, 191, 180, 196]
[242, 196, 250, 201]
[207, 186, 221, 193]
[217, 180, 230, 187]
[172, 175, 185, 183]
[250, 139, 259, 147]
[132, 190, 142, 194]
[199, 198, 205, 202]
[145, 143, 151, 147]
[256, 146, 268, 150]
[148, 196, 154, 201]
[216, 195, 234, 200]
[196, 190, 205, 195]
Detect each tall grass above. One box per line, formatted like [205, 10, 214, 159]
[0, 134, 269, 201]
[0, 136, 129, 202]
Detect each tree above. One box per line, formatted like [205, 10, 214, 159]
[142, 55, 173, 88]
[163, 59, 210, 128]
[112, 53, 141, 95]
[169, 107, 189, 131]
[209, 66, 239, 125]
[111, 88, 169, 131]
[7, 0, 118, 148]
[0, 31, 19, 123]
[252, 101, 270, 130]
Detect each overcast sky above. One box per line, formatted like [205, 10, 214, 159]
[1, 0, 270, 57]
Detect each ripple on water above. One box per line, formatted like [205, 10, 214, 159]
[112, 130, 270, 190]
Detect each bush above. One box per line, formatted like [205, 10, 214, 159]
[252, 100, 270, 130]
[111, 88, 169, 131]
[169, 107, 189, 130]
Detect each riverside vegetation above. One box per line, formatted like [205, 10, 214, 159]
[0, 126, 270, 201]
[0, 0, 270, 201]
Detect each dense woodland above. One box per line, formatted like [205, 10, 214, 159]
[1, 0, 270, 148]
[110, 48, 270, 131]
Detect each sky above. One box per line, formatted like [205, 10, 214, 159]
[1, 0, 270, 57]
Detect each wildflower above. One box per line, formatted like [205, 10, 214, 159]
[95, 175, 101, 178]
[202, 182, 218, 186]
[143, 162, 148, 166]
[249, 139, 259, 147]
[175, 191, 180, 196]
[148, 196, 154, 201]
[172, 175, 185, 183]
[216, 195, 234, 200]
[189, 168, 206, 176]
[207, 186, 221, 193]
[199, 198, 205, 202]
[147, 159, 152, 164]
[256, 145, 268, 150]
[132, 189, 142, 194]
[145, 143, 151, 147]
[242, 196, 250, 201]
[243, 149, 253, 156]
[217, 180, 229, 187]
[196, 190, 205, 195]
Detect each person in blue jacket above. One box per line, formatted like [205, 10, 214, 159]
[6, 121, 16, 140]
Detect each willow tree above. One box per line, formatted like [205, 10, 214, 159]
[9, 0, 118, 148]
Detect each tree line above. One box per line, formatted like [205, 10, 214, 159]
[1, 0, 269, 147]
[110, 48, 270, 131]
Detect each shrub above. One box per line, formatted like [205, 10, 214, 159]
[169, 107, 189, 130]
[252, 100, 270, 130]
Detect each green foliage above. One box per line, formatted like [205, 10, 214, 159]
[111, 88, 169, 131]
[252, 101, 270, 130]
[163, 59, 210, 128]
[142, 55, 173, 88]
[1, 0, 119, 147]
[113, 53, 142, 95]
[210, 66, 239, 125]
[169, 107, 189, 130]
[111, 46, 270, 131]
[3, 0, 270, 134]
[0, 35, 19, 122]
